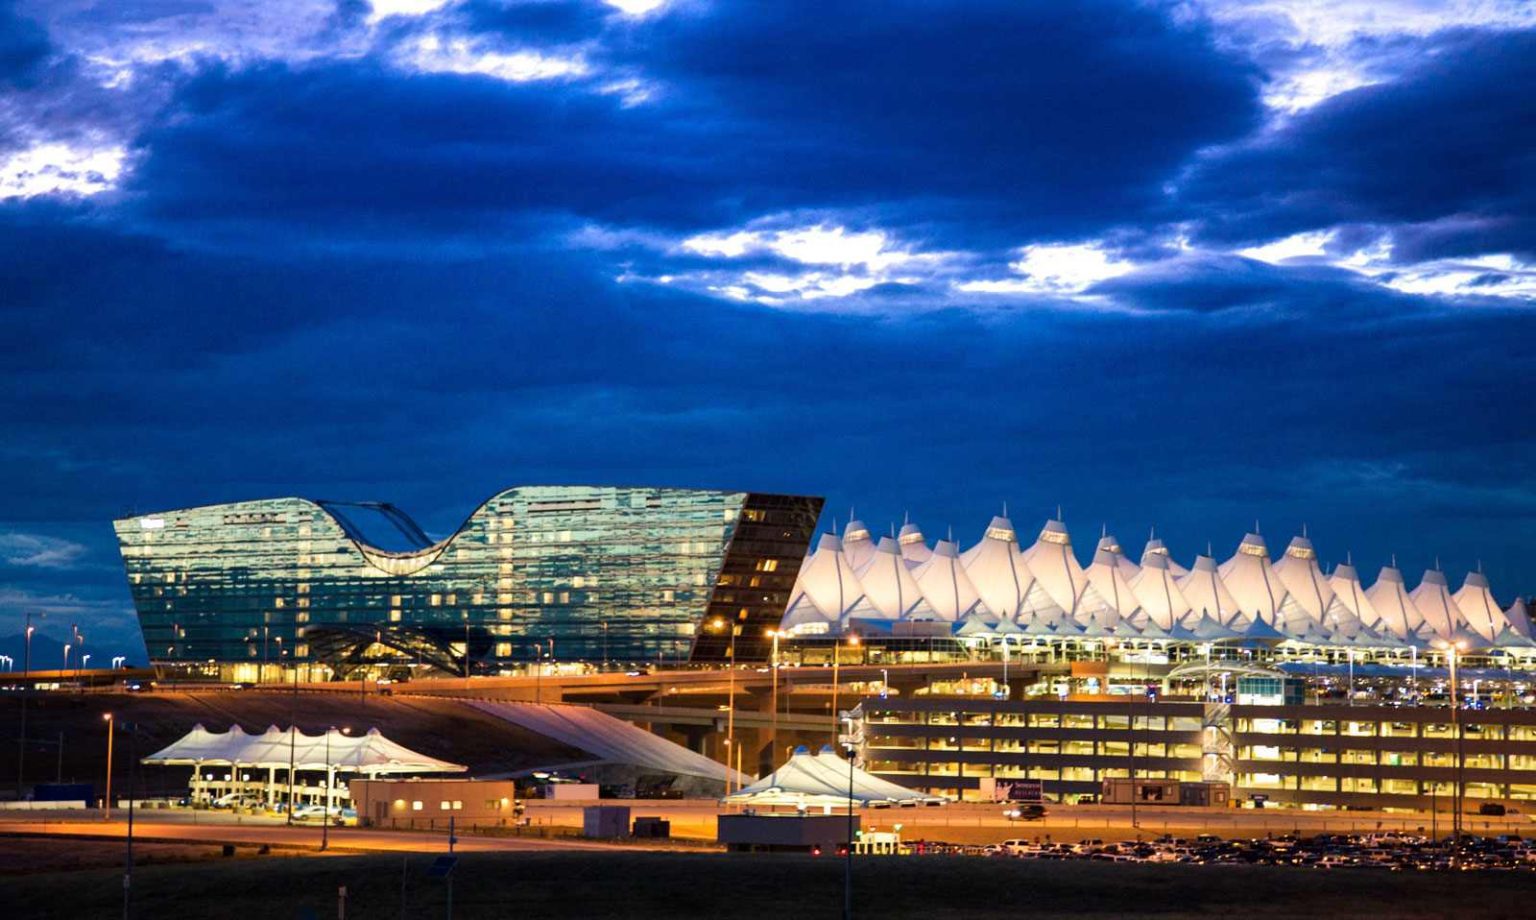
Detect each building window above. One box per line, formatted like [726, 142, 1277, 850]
[412, 801, 423, 811]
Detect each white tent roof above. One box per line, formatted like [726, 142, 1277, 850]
[1452, 571, 1513, 645]
[897, 522, 932, 566]
[1505, 598, 1535, 643]
[1218, 533, 1312, 635]
[723, 745, 946, 807]
[1272, 535, 1360, 638]
[1140, 536, 1189, 577]
[1328, 562, 1384, 631]
[853, 536, 932, 620]
[1177, 554, 1241, 627]
[142, 724, 465, 774]
[1085, 545, 1143, 619]
[1410, 568, 1481, 646]
[1096, 534, 1140, 580]
[780, 533, 864, 634]
[911, 539, 983, 621]
[959, 516, 1037, 621]
[1365, 565, 1427, 642]
[1020, 519, 1111, 619]
[841, 520, 877, 571]
[1129, 552, 1193, 631]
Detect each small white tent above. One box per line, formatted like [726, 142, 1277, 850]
[841, 520, 877, 571]
[1095, 534, 1140, 580]
[1410, 568, 1482, 647]
[1140, 536, 1189, 578]
[1083, 541, 1146, 630]
[780, 533, 865, 635]
[722, 745, 946, 808]
[1219, 533, 1314, 638]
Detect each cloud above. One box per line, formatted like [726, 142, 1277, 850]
[956, 243, 1137, 296]
[1180, 30, 1536, 264]
[0, 530, 87, 568]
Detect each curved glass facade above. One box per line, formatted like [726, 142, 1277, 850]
[113, 485, 821, 676]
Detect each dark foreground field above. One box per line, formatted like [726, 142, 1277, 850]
[8, 849, 1536, 920]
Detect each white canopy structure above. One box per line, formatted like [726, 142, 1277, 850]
[1452, 571, 1516, 645]
[1020, 519, 1103, 617]
[1273, 535, 1362, 642]
[1328, 561, 1385, 637]
[1410, 568, 1483, 647]
[1366, 564, 1426, 642]
[1178, 554, 1242, 628]
[781, 533, 864, 635]
[1219, 533, 1315, 638]
[1083, 543, 1146, 631]
[1141, 535, 1188, 577]
[722, 746, 946, 808]
[841, 520, 877, 571]
[772, 514, 1512, 652]
[1503, 599, 1536, 648]
[897, 521, 932, 566]
[144, 724, 465, 774]
[1129, 552, 1193, 631]
[853, 536, 931, 620]
[911, 539, 983, 622]
[959, 516, 1038, 622]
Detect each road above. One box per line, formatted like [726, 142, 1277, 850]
[0, 813, 685, 854]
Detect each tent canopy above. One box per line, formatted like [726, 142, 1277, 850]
[142, 724, 465, 774]
[723, 745, 947, 808]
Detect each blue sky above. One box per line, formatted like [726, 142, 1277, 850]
[1, 0, 1534, 662]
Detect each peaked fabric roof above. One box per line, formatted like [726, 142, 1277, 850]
[841, 520, 877, 571]
[1020, 519, 1095, 616]
[1365, 565, 1427, 642]
[723, 745, 946, 807]
[1129, 552, 1193, 631]
[781, 533, 864, 634]
[1218, 533, 1311, 635]
[911, 539, 983, 621]
[1452, 571, 1514, 644]
[853, 536, 931, 620]
[1410, 568, 1482, 647]
[1141, 536, 1189, 577]
[897, 522, 932, 566]
[960, 516, 1036, 621]
[1272, 535, 1362, 640]
[142, 724, 465, 773]
[1177, 554, 1241, 627]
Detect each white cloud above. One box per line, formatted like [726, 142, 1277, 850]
[0, 532, 87, 569]
[401, 35, 590, 82]
[1237, 230, 1334, 264]
[368, 0, 452, 23]
[680, 224, 925, 272]
[0, 141, 126, 200]
[605, 0, 669, 15]
[956, 242, 1136, 295]
[1196, 0, 1535, 112]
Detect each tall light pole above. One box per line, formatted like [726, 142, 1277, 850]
[103, 713, 114, 820]
[830, 634, 860, 748]
[709, 618, 742, 792]
[1434, 638, 1466, 857]
[19, 614, 35, 798]
[321, 727, 347, 852]
[766, 629, 781, 763]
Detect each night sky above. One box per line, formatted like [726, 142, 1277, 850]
[2, 0, 1534, 662]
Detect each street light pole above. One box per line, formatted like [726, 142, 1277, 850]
[766, 629, 781, 761]
[18, 615, 33, 800]
[321, 726, 335, 852]
[103, 713, 114, 820]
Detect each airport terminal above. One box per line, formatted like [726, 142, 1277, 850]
[9, 482, 1536, 838]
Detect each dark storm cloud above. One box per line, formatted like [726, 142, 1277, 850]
[123, 0, 1260, 246]
[2, 1, 1535, 656]
[0, 0, 50, 85]
[1181, 29, 1536, 258]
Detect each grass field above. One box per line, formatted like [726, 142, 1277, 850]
[8, 848, 1536, 920]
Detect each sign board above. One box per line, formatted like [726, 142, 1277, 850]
[997, 780, 1044, 803]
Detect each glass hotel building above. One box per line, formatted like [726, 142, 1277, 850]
[113, 485, 821, 679]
